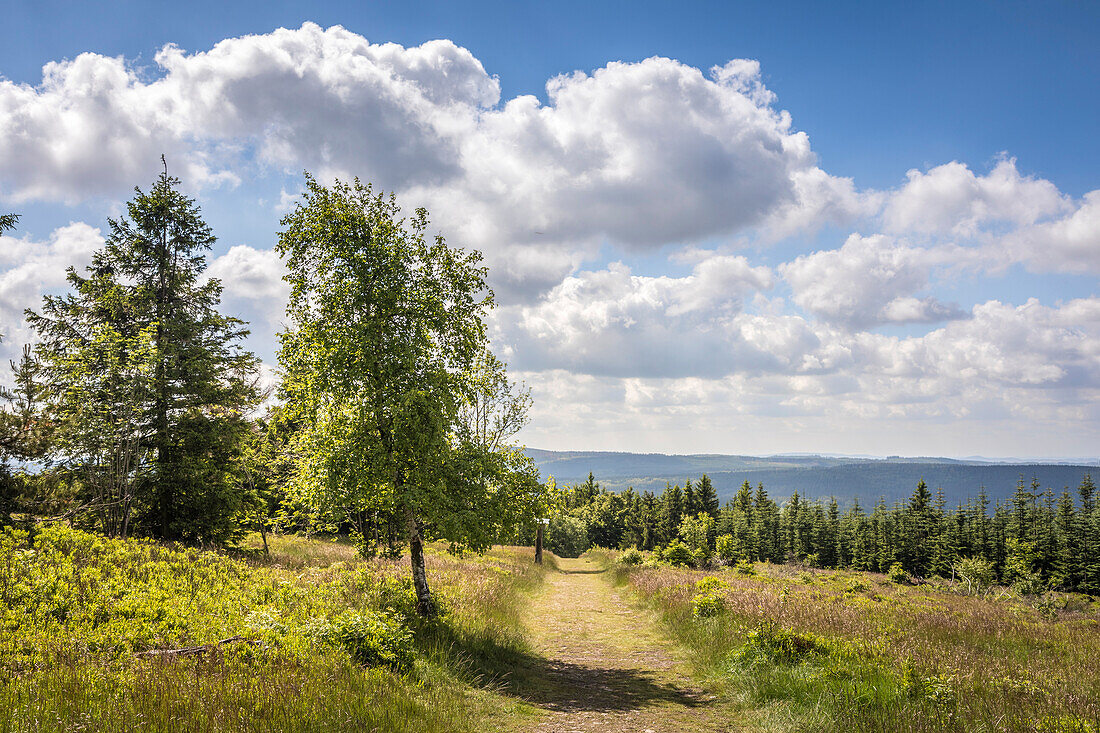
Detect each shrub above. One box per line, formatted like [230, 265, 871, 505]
[316, 611, 414, 671]
[662, 540, 694, 567]
[887, 562, 910, 585]
[737, 621, 826, 665]
[372, 575, 420, 619]
[844, 578, 869, 594]
[1013, 573, 1046, 597]
[715, 533, 736, 562]
[544, 515, 590, 558]
[692, 591, 725, 619]
[733, 559, 756, 575]
[954, 556, 995, 595]
[695, 577, 727, 594]
[619, 548, 644, 566]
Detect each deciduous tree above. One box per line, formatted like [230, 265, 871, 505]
[277, 176, 543, 616]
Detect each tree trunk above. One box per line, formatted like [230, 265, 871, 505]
[535, 522, 544, 565]
[404, 505, 435, 617]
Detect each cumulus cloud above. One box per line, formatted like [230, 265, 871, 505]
[780, 234, 968, 329]
[206, 245, 287, 304]
[0, 24, 495, 202]
[513, 296, 1100, 452]
[0, 222, 103, 361]
[1, 25, 862, 302]
[1001, 190, 1100, 274]
[497, 256, 840, 378]
[883, 158, 1069, 237]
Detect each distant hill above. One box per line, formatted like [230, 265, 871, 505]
[526, 449, 1099, 507]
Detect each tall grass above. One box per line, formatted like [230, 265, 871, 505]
[0, 525, 551, 732]
[609, 555, 1100, 732]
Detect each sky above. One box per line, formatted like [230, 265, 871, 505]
[1, 0, 1098, 458]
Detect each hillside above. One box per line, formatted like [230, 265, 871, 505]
[527, 449, 1099, 505]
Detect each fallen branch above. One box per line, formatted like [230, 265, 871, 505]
[135, 635, 258, 658]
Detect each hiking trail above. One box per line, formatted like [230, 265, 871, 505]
[517, 556, 740, 732]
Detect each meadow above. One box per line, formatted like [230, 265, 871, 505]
[607, 550, 1100, 732]
[0, 524, 550, 732]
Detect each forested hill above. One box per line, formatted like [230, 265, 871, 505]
[526, 449, 1099, 505]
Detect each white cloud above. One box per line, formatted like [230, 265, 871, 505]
[1, 27, 860, 301]
[780, 234, 967, 329]
[206, 245, 287, 304]
[883, 158, 1069, 237]
[1001, 190, 1100, 274]
[0, 222, 103, 362]
[497, 256, 776, 377]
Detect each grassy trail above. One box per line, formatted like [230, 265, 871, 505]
[518, 556, 740, 732]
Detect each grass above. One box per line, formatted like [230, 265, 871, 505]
[0, 524, 552, 732]
[606, 552, 1100, 732]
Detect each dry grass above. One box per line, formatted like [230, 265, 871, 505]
[613, 558, 1100, 732]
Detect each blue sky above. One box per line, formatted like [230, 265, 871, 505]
[1, 1, 1098, 457]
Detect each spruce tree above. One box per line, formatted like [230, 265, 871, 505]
[27, 169, 259, 542]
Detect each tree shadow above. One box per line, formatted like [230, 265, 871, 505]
[418, 621, 703, 714]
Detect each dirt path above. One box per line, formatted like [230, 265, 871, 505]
[518, 556, 740, 732]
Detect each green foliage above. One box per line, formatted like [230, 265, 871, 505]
[557, 472, 1100, 595]
[277, 176, 544, 613]
[737, 622, 827, 665]
[692, 591, 725, 618]
[26, 172, 258, 543]
[545, 514, 589, 558]
[887, 562, 910, 584]
[661, 539, 694, 567]
[955, 556, 995, 595]
[734, 559, 756, 575]
[0, 524, 552, 731]
[678, 511, 714, 554]
[619, 548, 644, 566]
[691, 577, 727, 619]
[315, 611, 414, 671]
[715, 533, 737, 562]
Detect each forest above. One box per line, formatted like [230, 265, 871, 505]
[545, 471, 1100, 594]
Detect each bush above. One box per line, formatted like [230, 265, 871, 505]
[844, 578, 869, 594]
[737, 621, 826, 665]
[954, 556, 995, 595]
[695, 577, 727, 594]
[733, 559, 756, 575]
[692, 591, 725, 618]
[691, 577, 727, 618]
[372, 575, 420, 619]
[662, 540, 694, 567]
[887, 562, 910, 585]
[317, 611, 414, 671]
[619, 548, 644, 566]
[715, 533, 736, 562]
[544, 515, 590, 558]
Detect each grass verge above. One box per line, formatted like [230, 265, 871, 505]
[606, 552, 1100, 732]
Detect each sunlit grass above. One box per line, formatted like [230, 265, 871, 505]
[608, 553, 1100, 732]
[0, 525, 552, 732]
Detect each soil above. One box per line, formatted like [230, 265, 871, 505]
[517, 556, 740, 732]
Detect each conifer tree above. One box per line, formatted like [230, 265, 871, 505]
[27, 170, 258, 542]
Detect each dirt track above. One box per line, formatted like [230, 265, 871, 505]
[520, 556, 739, 732]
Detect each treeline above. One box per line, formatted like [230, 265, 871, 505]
[548, 472, 1100, 595]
